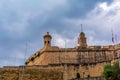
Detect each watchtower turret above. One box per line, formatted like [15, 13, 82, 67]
[78, 32, 87, 47]
[43, 32, 52, 48]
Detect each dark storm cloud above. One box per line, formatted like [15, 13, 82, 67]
[63, 0, 113, 19]
[1, 0, 113, 42]
[0, 0, 115, 67]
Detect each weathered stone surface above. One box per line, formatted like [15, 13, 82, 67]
[1, 32, 120, 80]
[24, 32, 120, 79]
[0, 66, 63, 80]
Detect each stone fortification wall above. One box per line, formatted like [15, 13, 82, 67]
[0, 66, 63, 80]
[24, 44, 120, 79]
[0, 59, 118, 80]
[27, 48, 78, 66]
[0, 64, 103, 80]
[27, 45, 118, 66]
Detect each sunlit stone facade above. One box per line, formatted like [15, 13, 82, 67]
[26, 32, 120, 79]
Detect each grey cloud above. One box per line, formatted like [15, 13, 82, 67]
[0, 0, 115, 67]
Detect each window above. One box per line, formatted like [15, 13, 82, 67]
[45, 41, 46, 44]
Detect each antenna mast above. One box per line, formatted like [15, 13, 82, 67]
[81, 24, 83, 32]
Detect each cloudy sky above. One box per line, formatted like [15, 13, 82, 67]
[0, 0, 120, 67]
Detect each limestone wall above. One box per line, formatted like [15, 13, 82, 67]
[27, 46, 119, 66]
[27, 49, 78, 66]
[0, 66, 63, 80]
[0, 60, 118, 80]
[24, 44, 120, 79]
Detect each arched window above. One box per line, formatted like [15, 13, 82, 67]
[45, 41, 46, 44]
[48, 41, 50, 44]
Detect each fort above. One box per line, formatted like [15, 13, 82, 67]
[0, 31, 120, 80]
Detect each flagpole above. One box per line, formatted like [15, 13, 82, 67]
[111, 32, 120, 67]
[64, 40, 68, 80]
[20, 42, 28, 80]
[111, 29, 115, 64]
[115, 34, 117, 44]
[81, 24, 83, 32]
[14, 55, 16, 66]
[65, 40, 66, 49]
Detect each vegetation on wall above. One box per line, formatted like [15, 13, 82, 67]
[102, 61, 120, 80]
